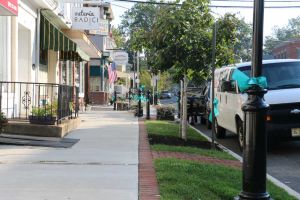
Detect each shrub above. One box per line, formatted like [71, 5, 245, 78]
[157, 105, 175, 120]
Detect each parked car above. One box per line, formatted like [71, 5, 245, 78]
[160, 90, 172, 99]
[213, 59, 300, 150]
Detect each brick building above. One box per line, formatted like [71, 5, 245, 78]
[272, 38, 300, 59]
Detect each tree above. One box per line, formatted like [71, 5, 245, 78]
[111, 27, 125, 48]
[119, 0, 245, 140]
[119, 1, 157, 52]
[264, 16, 300, 55]
[224, 15, 252, 62]
[151, 0, 214, 140]
[151, 1, 244, 138]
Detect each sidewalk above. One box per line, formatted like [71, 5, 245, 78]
[0, 109, 139, 200]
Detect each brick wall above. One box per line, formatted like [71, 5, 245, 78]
[89, 92, 110, 105]
[273, 41, 300, 59]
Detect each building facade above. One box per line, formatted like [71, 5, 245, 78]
[0, 0, 103, 121]
[273, 38, 300, 59]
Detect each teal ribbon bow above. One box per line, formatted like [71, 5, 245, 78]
[209, 98, 219, 122]
[232, 69, 267, 92]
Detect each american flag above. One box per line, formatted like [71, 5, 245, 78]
[108, 62, 117, 84]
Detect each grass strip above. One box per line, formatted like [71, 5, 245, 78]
[145, 120, 207, 141]
[151, 144, 236, 160]
[154, 158, 297, 200]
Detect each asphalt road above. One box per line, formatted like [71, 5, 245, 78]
[193, 123, 300, 195]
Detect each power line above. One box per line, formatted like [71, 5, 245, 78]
[211, 5, 300, 8]
[211, 0, 300, 2]
[112, 0, 180, 5]
[112, 0, 300, 8]
[111, 3, 131, 9]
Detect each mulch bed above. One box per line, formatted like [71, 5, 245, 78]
[148, 134, 221, 150]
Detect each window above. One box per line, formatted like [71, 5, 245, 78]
[238, 61, 300, 90]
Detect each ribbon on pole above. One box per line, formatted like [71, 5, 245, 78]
[209, 98, 219, 122]
[232, 69, 267, 92]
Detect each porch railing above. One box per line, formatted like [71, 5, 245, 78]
[0, 81, 79, 124]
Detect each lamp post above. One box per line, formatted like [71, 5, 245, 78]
[136, 50, 140, 89]
[236, 0, 271, 199]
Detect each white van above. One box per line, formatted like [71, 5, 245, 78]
[214, 59, 300, 149]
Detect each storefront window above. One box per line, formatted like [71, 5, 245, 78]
[90, 77, 100, 92]
[61, 61, 67, 84]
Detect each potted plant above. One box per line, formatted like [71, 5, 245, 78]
[29, 102, 57, 125]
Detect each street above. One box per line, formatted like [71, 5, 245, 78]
[159, 95, 178, 110]
[193, 123, 300, 195]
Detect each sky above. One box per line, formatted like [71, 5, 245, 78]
[110, 0, 300, 37]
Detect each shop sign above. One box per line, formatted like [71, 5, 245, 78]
[89, 19, 109, 35]
[71, 7, 100, 30]
[0, 0, 18, 15]
[113, 51, 128, 65]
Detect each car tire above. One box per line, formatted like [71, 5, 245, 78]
[237, 119, 244, 151]
[206, 118, 211, 129]
[214, 118, 226, 138]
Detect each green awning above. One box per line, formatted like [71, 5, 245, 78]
[40, 14, 89, 62]
[40, 14, 76, 52]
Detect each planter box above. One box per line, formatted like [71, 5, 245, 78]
[116, 102, 129, 111]
[29, 115, 56, 125]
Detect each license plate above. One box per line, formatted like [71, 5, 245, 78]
[292, 128, 300, 137]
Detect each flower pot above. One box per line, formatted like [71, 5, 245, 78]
[29, 115, 56, 125]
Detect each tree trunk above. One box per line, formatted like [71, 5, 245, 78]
[181, 74, 187, 141]
[179, 79, 183, 137]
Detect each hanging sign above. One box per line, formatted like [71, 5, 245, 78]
[0, 0, 18, 15]
[113, 51, 128, 65]
[71, 7, 100, 30]
[89, 19, 109, 35]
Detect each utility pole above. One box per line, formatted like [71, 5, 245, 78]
[236, 0, 271, 199]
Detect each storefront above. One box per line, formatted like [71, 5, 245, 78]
[0, 0, 18, 82]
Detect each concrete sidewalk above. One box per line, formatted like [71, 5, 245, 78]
[0, 110, 139, 200]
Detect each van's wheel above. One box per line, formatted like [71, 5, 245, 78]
[206, 119, 212, 129]
[237, 119, 244, 151]
[214, 118, 226, 138]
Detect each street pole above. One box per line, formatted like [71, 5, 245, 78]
[211, 22, 217, 150]
[138, 88, 143, 117]
[137, 51, 140, 89]
[146, 90, 150, 119]
[113, 90, 117, 111]
[236, 0, 271, 199]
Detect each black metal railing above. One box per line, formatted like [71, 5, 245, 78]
[0, 81, 79, 124]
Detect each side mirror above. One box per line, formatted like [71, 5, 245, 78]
[221, 81, 233, 92]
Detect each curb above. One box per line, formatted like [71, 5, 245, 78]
[189, 124, 300, 199]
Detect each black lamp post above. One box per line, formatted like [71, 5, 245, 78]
[138, 88, 143, 117]
[236, 0, 271, 199]
[146, 90, 150, 119]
